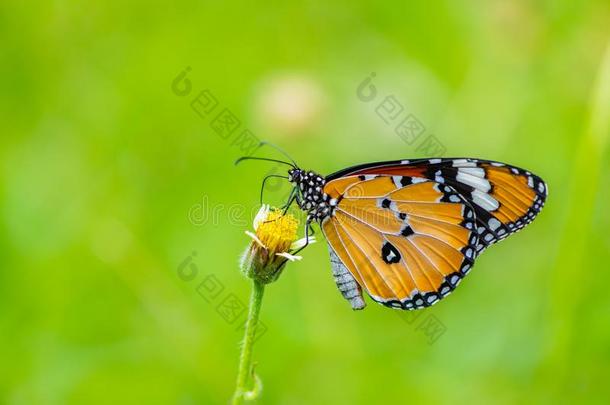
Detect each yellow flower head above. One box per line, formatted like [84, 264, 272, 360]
[256, 208, 299, 254]
[241, 205, 315, 284]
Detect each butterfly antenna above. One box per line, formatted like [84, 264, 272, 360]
[258, 141, 299, 167]
[234, 156, 296, 168]
[259, 174, 289, 204]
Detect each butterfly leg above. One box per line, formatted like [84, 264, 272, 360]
[291, 217, 314, 255]
[261, 187, 297, 225]
[280, 187, 297, 214]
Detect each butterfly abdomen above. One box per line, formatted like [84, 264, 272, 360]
[328, 246, 366, 310]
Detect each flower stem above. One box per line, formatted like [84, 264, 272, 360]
[232, 279, 265, 404]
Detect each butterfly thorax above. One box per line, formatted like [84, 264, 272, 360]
[288, 168, 336, 222]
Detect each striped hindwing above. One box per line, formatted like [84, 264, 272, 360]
[328, 158, 548, 255]
[321, 175, 478, 310]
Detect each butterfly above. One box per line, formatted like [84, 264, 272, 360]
[239, 144, 548, 311]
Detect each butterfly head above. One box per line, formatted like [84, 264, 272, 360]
[288, 168, 331, 218]
[287, 168, 301, 184]
[235, 145, 332, 219]
[288, 169, 325, 193]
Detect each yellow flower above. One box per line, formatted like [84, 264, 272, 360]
[241, 205, 315, 284]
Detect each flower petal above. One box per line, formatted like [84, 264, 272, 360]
[252, 204, 270, 230]
[245, 231, 266, 248]
[276, 252, 302, 261]
[290, 236, 316, 250]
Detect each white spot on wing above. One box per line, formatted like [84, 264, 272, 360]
[458, 167, 485, 177]
[452, 159, 477, 167]
[456, 169, 491, 192]
[488, 218, 502, 231]
[472, 189, 500, 211]
[392, 176, 403, 188]
[538, 182, 545, 194]
[412, 177, 427, 184]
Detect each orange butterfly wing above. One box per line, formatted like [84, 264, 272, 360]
[321, 175, 477, 310]
[321, 158, 547, 310]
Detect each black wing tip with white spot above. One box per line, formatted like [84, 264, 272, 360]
[476, 167, 548, 252]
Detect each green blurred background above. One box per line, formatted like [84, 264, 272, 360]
[2, 1, 610, 404]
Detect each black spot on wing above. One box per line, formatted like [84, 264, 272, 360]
[400, 176, 414, 186]
[381, 241, 401, 264]
[400, 225, 415, 237]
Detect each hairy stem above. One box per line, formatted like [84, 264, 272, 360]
[232, 279, 265, 404]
